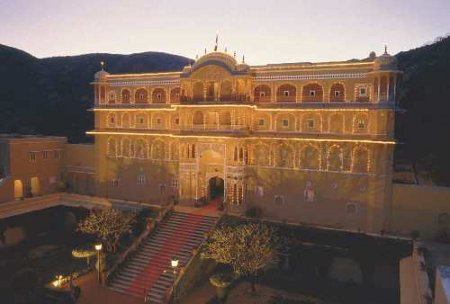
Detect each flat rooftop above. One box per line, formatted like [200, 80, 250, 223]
[0, 134, 67, 143]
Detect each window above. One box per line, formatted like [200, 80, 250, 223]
[282, 119, 289, 127]
[175, 118, 179, 125]
[109, 93, 115, 101]
[157, 93, 162, 101]
[138, 117, 144, 124]
[260, 92, 266, 97]
[357, 119, 366, 129]
[283, 90, 290, 97]
[309, 90, 316, 97]
[110, 116, 115, 124]
[359, 87, 367, 96]
[346, 203, 358, 216]
[138, 175, 146, 185]
[258, 119, 265, 126]
[43, 151, 49, 160]
[334, 91, 341, 97]
[112, 179, 119, 188]
[54, 150, 63, 159]
[124, 94, 129, 101]
[255, 185, 264, 197]
[139, 93, 144, 100]
[160, 184, 166, 195]
[29, 152, 37, 162]
[171, 178, 178, 188]
[156, 118, 162, 125]
[307, 119, 315, 129]
[274, 195, 284, 205]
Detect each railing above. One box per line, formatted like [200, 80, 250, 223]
[105, 201, 175, 285]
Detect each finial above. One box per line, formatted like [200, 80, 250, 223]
[195, 54, 198, 60]
[224, 47, 227, 53]
[214, 34, 218, 52]
[384, 45, 388, 55]
[233, 51, 236, 58]
[100, 61, 105, 70]
[242, 54, 245, 63]
[204, 48, 207, 54]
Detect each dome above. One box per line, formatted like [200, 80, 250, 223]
[191, 51, 238, 73]
[94, 69, 109, 81]
[374, 49, 398, 70]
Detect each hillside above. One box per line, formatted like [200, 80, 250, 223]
[1, 38, 450, 185]
[0, 44, 193, 142]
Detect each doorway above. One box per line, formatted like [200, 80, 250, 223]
[208, 176, 224, 201]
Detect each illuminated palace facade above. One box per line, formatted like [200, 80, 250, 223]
[89, 49, 400, 233]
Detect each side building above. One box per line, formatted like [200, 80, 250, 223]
[88, 48, 401, 233]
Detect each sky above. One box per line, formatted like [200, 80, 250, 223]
[1, 0, 450, 65]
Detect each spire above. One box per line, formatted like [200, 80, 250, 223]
[384, 45, 388, 55]
[214, 34, 218, 52]
[204, 48, 207, 54]
[224, 47, 227, 53]
[233, 51, 236, 58]
[100, 61, 105, 71]
[242, 54, 245, 63]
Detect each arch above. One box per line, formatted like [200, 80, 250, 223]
[108, 91, 116, 104]
[193, 82, 204, 101]
[100, 86, 106, 103]
[301, 113, 322, 132]
[30, 177, 40, 196]
[170, 87, 181, 103]
[276, 84, 296, 102]
[254, 85, 271, 102]
[329, 113, 344, 133]
[107, 137, 117, 157]
[353, 113, 369, 134]
[209, 176, 224, 200]
[352, 146, 370, 173]
[151, 140, 165, 160]
[170, 142, 179, 160]
[134, 112, 147, 128]
[135, 88, 148, 103]
[356, 84, 370, 102]
[193, 111, 204, 125]
[327, 145, 344, 171]
[300, 145, 320, 170]
[135, 138, 148, 159]
[121, 137, 132, 158]
[253, 113, 270, 131]
[152, 115, 165, 129]
[121, 113, 131, 128]
[171, 114, 180, 128]
[152, 88, 166, 103]
[14, 180, 23, 199]
[253, 143, 270, 166]
[380, 76, 388, 101]
[107, 112, 116, 128]
[329, 83, 345, 102]
[275, 144, 293, 167]
[302, 83, 324, 102]
[220, 80, 232, 101]
[121, 89, 131, 104]
[275, 113, 295, 131]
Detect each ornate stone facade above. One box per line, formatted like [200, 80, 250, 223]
[89, 48, 400, 233]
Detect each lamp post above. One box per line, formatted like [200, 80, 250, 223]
[170, 258, 179, 304]
[95, 243, 102, 284]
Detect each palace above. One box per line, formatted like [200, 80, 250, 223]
[87, 47, 400, 233]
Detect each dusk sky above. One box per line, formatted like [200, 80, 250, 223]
[1, 0, 450, 64]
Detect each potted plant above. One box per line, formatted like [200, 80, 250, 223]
[209, 273, 233, 301]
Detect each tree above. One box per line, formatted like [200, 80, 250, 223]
[78, 208, 136, 253]
[202, 223, 279, 292]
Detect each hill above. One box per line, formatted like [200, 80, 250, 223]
[0, 44, 193, 142]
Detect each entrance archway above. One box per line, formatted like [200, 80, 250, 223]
[208, 176, 224, 201]
[30, 177, 40, 196]
[14, 180, 23, 199]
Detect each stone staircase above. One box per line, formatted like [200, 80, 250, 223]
[108, 211, 217, 303]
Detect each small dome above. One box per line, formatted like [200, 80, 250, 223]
[374, 51, 398, 70]
[236, 62, 249, 72]
[94, 69, 109, 81]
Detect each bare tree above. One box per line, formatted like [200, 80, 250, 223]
[78, 208, 136, 253]
[202, 223, 279, 292]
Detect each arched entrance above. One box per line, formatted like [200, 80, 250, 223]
[14, 180, 23, 199]
[30, 177, 40, 196]
[208, 176, 224, 201]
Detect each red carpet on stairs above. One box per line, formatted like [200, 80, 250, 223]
[125, 212, 207, 296]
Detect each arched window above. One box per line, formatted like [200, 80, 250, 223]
[254, 85, 271, 102]
[122, 89, 131, 103]
[380, 76, 388, 101]
[152, 140, 165, 160]
[220, 81, 232, 101]
[353, 113, 369, 134]
[302, 83, 323, 102]
[108, 91, 116, 104]
[276, 144, 293, 167]
[327, 145, 344, 171]
[329, 83, 345, 102]
[135, 113, 147, 128]
[253, 144, 270, 166]
[193, 82, 204, 101]
[170, 87, 181, 103]
[300, 145, 320, 170]
[219, 112, 231, 127]
[107, 113, 116, 128]
[135, 89, 148, 103]
[277, 84, 296, 102]
[152, 88, 166, 103]
[121, 113, 130, 128]
[107, 137, 117, 157]
[100, 86, 106, 103]
[122, 138, 132, 158]
[191, 144, 196, 158]
[135, 139, 148, 159]
[352, 146, 370, 173]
